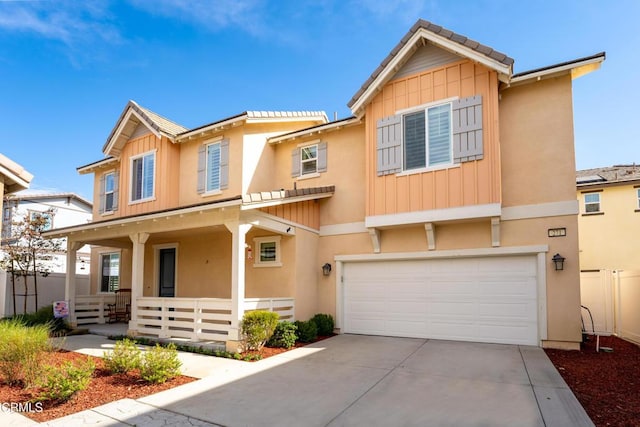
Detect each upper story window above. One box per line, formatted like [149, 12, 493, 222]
[636, 188, 640, 210]
[131, 151, 155, 202]
[99, 171, 119, 214]
[291, 141, 327, 178]
[197, 139, 229, 195]
[404, 104, 452, 170]
[29, 211, 53, 231]
[377, 95, 483, 176]
[584, 193, 601, 213]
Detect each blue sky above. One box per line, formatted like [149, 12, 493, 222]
[0, 0, 637, 201]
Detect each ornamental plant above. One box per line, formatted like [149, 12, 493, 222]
[241, 310, 280, 351]
[266, 321, 298, 349]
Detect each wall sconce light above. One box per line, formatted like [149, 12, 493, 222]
[552, 253, 565, 271]
[246, 246, 253, 260]
[322, 263, 332, 276]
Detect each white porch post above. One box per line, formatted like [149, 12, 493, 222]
[65, 241, 83, 327]
[129, 232, 149, 332]
[224, 221, 251, 350]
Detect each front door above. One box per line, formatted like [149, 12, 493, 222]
[158, 248, 176, 297]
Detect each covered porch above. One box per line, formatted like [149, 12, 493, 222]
[46, 191, 330, 350]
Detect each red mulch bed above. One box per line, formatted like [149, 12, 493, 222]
[0, 351, 195, 422]
[0, 336, 333, 422]
[544, 335, 640, 427]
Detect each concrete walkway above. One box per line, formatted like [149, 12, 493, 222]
[6, 334, 593, 426]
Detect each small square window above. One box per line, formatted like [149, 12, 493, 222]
[253, 236, 282, 267]
[584, 193, 600, 213]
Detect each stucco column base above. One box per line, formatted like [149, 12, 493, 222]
[225, 340, 244, 353]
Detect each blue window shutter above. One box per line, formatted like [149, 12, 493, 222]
[452, 95, 483, 163]
[98, 174, 105, 214]
[291, 148, 301, 177]
[317, 142, 327, 173]
[197, 144, 206, 194]
[377, 114, 403, 175]
[112, 171, 119, 211]
[220, 139, 229, 190]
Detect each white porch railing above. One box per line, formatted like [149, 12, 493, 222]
[131, 297, 295, 342]
[75, 294, 116, 325]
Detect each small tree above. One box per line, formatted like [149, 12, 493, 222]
[0, 208, 65, 315]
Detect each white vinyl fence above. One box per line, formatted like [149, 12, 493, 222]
[580, 270, 640, 344]
[0, 270, 89, 318]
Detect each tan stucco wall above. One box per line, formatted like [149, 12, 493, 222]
[578, 184, 640, 270]
[499, 76, 576, 207]
[272, 124, 366, 226]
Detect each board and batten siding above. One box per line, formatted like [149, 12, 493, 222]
[365, 59, 501, 217]
[260, 200, 320, 230]
[116, 133, 180, 218]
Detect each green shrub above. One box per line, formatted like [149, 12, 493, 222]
[241, 310, 279, 351]
[266, 321, 298, 349]
[37, 356, 95, 402]
[139, 343, 182, 383]
[14, 305, 69, 333]
[294, 320, 318, 343]
[310, 313, 334, 336]
[103, 338, 141, 374]
[0, 319, 50, 386]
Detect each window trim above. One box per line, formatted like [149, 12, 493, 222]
[104, 171, 116, 213]
[399, 98, 455, 173]
[300, 143, 318, 176]
[129, 150, 156, 204]
[583, 192, 601, 214]
[253, 236, 282, 267]
[204, 141, 222, 194]
[99, 251, 121, 294]
[636, 188, 640, 210]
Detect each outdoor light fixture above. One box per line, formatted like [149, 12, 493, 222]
[322, 263, 332, 276]
[552, 253, 565, 271]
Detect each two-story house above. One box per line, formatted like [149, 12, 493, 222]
[3, 191, 93, 274]
[46, 19, 604, 351]
[577, 165, 640, 271]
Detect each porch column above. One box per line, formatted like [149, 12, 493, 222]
[129, 232, 149, 331]
[224, 221, 252, 350]
[64, 241, 84, 327]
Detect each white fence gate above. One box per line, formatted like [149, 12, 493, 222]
[580, 270, 640, 344]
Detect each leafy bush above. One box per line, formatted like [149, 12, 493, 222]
[0, 319, 50, 386]
[310, 313, 334, 336]
[266, 321, 298, 349]
[13, 305, 69, 333]
[294, 320, 318, 343]
[139, 343, 182, 383]
[103, 338, 141, 374]
[37, 357, 95, 402]
[241, 310, 279, 351]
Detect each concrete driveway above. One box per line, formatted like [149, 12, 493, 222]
[136, 334, 592, 427]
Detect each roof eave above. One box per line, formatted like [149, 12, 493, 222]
[507, 52, 605, 87]
[77, 157, 118, 174]
[267, 117, 362, 144]
[102, 107, 164, 156]
[349, 28, 512, 116]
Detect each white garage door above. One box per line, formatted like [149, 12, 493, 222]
[342, 256, 539, 346]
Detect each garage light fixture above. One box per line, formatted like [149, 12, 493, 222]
[322, 263, 332, 276]
[552, 253, 565, 271]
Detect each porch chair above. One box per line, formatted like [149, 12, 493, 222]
[107, 289, 132, 323]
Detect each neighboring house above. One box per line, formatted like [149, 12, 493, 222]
[0, 153, 32, 238]
[46, 19, 604, 351]
[576, 165, 640, 271]
[2, 191, 93, 274]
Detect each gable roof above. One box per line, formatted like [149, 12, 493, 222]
[348, 19, 514, 116]
[577, 164, 640, 188]
[103, 100, 188, 156]
[0, 153, 33, 194]
[5, 191, 93, 210]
